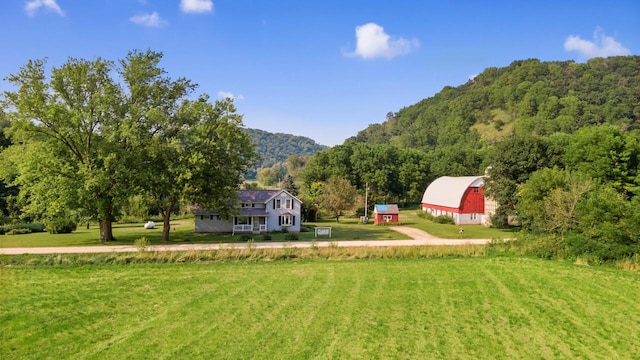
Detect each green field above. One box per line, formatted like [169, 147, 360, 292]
[2, 257, 639, 359]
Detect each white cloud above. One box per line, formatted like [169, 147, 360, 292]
[25, 0, 64, 16]
[347, 23, 419, 60]
[217, 91, 245, 101]
[180, 0, 214, 14]
[564, 27, 630, 58]
[130, 12, 167, 27]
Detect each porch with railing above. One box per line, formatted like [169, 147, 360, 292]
[232, 224, 267, 235]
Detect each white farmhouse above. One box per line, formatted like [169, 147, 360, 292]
[194, 189, 302, 234]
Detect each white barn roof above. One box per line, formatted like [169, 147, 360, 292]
[421, 176, 485, 208]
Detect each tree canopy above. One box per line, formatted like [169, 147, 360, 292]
[1, 50, 256, 242]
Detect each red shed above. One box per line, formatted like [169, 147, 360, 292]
[421, 176, 488, 225]
[373, 204, 399, 224]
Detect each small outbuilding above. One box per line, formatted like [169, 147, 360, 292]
[373, 204, 399, 224]
[421, 176, 492, 225]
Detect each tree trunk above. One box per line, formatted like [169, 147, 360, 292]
[99, 220, 115, 242]
[161, 199, 175, 243]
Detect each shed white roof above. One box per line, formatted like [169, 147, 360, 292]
[421, 176, 485, 209]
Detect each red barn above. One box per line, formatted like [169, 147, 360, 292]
[373, 204, 399, 224]
[421, 176, 489, 225]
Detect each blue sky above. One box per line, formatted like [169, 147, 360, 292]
[1, 1, 639, 146]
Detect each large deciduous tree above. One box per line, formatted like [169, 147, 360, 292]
[320, 177, 358, 223]
[563, 125, 640, 197]
[3, 56, 130, 242]
[1, 50, 256, 242]
[143, 96, 256, 242]
[484, 135, 559, 227]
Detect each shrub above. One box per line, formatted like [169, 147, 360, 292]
[6, 228, 31, 235]
[117, 215, 142, 224]
[284, 234, 298, 241]
[1, 222, 46, 235]
[261, 234, 272, 241]
[565, 233, 639, 261]
[134, 237, 150, 252]
[45, 219, 77, 234]
[418, 211, 454, 224]
[237, 235, 253, 242]
[433, 215, 455, 225]
[25, 222, 47, 233]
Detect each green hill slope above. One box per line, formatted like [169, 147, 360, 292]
[351, 56, 640, 150]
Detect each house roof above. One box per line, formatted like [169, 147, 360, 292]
[238, 190, 281, 203]
[238, 189, 302, 204]
[194, 189, 302, 215]
[421, 176, 484, 208]
[374, 204, 399, 214]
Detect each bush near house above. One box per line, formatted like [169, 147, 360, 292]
[45, 219, 78, 234]
[0, 222, 46, 235]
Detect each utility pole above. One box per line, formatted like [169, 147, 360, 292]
[364, 182, 368, 222]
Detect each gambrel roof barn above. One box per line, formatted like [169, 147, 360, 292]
[421, 176, 493, 225]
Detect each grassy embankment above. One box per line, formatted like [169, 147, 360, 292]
[1, 257, 639, 359]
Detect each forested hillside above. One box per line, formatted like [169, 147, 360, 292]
[244, 128, 327, 179]
[352, 56, 640, 149]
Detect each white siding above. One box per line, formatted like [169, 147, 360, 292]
[194, 215, 233, 233]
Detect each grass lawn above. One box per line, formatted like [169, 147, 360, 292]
[399, 209, 518, 239]
[1, 257, 639, 359]
[0, 217, 410, 248]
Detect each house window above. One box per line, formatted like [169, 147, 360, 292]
[382, 215, 393, 222]
[279, 215, 295, 226]
[285, 199, 292, 209]
[241, 203, 255, 208]
[275, 199, 281, 208]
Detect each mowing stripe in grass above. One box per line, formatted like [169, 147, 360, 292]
[2, 258, 639, 359]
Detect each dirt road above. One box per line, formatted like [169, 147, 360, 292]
[0, 227, 492, 255]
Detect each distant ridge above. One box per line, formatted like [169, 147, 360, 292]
[244, 128, 328, 178]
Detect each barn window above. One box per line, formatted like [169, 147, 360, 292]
[470, 213, 477, 220]
[382, 215, 393, 222]
[473, 187, 479, 193]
